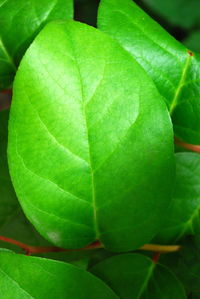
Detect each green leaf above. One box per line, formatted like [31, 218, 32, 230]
[161, 236, 200, 297]
[183, 31, 200, 53]
[8, 20, 174, 251]
[0, 109, 50, 249]
[0, 0, 73, 90]
[142, 0, 200, 29]
[90, 253, 186, 298]
[0, 251, 118, 299]
[0, 109, 92, 267]
[98, 0, 200, 144]
[156, 153, 200, 243]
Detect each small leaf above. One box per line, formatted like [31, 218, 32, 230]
[0, 251, 118, 299]
[0, 0, 73, 90]
[98, 0, 200, 144]
[156, 153, 200, 243]
[8, 20, 174, 251]
[90, 253, 186, 298]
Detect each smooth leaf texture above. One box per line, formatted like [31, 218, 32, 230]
[90, 253, 186, 298]
[0, 0, 73, 90]
[156, 153, 200, 243]
[8, 20, 174, 251]
[98, 0, 200, 144]
[0, 251, 118, 299]
[142, 0, 200, 29]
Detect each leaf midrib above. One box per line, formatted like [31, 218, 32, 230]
[66, 29, 99, 239]
[169, 53, 193, 114]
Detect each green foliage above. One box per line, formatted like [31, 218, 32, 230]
[0, 251, 118, 298]
[0, 0, 73, 90]
[141, 0, 200, 30]
[0, 0, 200, 297]
[90, 253, 186, 298]
[8, 20, 174, 251]
[98, 0, 200, 144]
[156, 153, 200, 243]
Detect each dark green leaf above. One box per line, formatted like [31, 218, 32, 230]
[161, 236, 200, 296]
[156, 153, 200, 243]
[98, 0, 200, 144]
[183, 31, 200, 53]
[8, 20, 174, 251]
[0, 0, 73, 90]
[90, 253, 186, 298]
[0, 251, 118, 299]
[142, 0, 200, 29]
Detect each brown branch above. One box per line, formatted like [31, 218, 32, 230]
[0, 236, 181, 256]
[175, 137, 200, 153]
[1, 89, 12, 95]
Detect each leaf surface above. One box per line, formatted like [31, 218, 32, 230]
[98, 0, 200, 144]
[90, 253, 186, 298]
[0, 251, 118, 299]
[8, 20, 174, 251]
[0, 0, 73, 89]
[156, 153, 200, 243]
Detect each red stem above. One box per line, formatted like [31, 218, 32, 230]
[152, 252, 161, 264]
[0, 236, 102, 256]
[1, 89, 12, 95]
[174, 137, 200, 153]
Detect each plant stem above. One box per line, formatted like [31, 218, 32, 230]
[0, 236, 181, 256]
[175, 137, 200, 153]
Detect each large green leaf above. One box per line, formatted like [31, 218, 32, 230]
[98, 0, 200, 144]
[0, 0, 73, 90]
[90, 253, 186, 298]
[156, 152, 200, 243]
[8, 20, 174, 251]
[0, 251, 118, 299]
[142, 0, 200, 29]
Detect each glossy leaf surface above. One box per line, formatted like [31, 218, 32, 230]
[0, 0, 73, 90]
[8, 20, 174, 251]
[98, 0, 200, 144]
[0, 251, 118, 299]
[156, 153, 200, 243]
[90, 253, 186, 298]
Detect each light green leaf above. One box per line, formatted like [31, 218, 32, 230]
[156, 153, 200, 243]
[0, 0, 73, 90]
[90, 253, 186, 298]
[8, 20, 174, 251]
[98, 0, 200, 144]
[0, 251, 118, 299]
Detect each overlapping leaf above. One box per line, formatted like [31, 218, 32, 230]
[0, 0, 73, 90]
[8, 20, 174, 251]
[90, 253, 186, 298]
[161, 236, 200, 297]
[98, 0, 200, 144]
[156, 153, 200, 243]
[0, 251, 118, 299]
